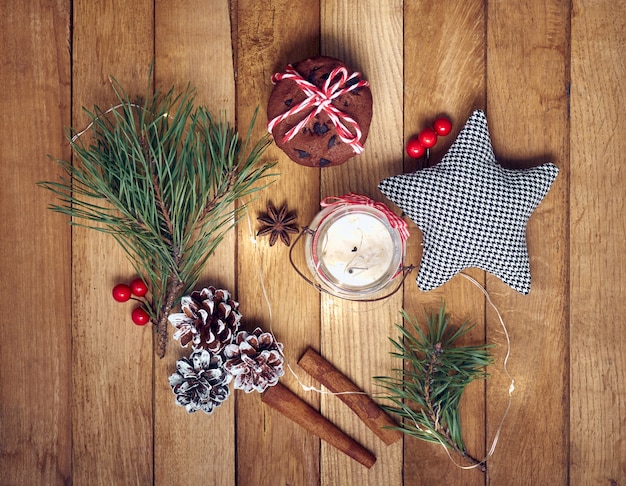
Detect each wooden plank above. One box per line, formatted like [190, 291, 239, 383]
[320, 1, 403, 484]
[153, 1, 237, 484]
[402, 2, 487, 484]
[5, 2, 625, 484]
[570, 1, 626, 483]
[486, 1, 570, 484]
[71, 1, 154, 483]
[0, 2, 71, 485]
[234, 1, 322, 485]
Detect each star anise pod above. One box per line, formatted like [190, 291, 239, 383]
[257, 202, 299, 246]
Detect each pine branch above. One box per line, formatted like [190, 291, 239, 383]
[39, 76, 277, 358]
[375, 306, 493, 471]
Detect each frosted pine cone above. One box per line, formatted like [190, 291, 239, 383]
[169, 287, 242, 353]
[168, 349, 232, 414]
[223, 328, 285, 393]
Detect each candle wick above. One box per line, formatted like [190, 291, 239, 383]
[352, 246, 358, 252]
[347, 266, 369, 274]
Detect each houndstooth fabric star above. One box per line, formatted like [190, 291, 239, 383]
[379, 110, 558, 294]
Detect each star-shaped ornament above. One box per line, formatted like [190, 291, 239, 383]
[379, 110, 558, 294]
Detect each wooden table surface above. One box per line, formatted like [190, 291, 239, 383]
[1, 1, 625, 485]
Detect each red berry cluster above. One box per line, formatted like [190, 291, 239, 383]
[406, 116, 453, 159]
[112, 278, 150, 326]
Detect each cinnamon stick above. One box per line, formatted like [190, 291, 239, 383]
[298, 347, 402, 445]
[262, 382, 376, 468]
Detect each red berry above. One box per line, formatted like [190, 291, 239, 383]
[131, 306, 150, 326]
[129, 278, 148, 297]
[406, 137, 426, 158]
[418, 128, 438, 148]
[433, 116, 453, 136]
[112, 284, 132, 302]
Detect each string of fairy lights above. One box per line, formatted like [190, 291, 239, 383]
[244, 205, 514, 470]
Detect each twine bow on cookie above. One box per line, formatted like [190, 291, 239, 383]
[267, 65, 370, 155]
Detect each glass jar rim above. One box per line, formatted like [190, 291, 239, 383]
[304, 203, 404, 298]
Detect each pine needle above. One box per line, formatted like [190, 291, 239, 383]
[375, 305, 493, 470]
[38, 76, 277, 357]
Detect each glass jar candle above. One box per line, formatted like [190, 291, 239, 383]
[304, 194, 408, 299]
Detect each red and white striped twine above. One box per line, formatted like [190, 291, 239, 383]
[320, 193, 410, 244]
[267, 65, 370, 155]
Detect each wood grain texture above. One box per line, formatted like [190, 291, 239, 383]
[153, 1, 236, 485]
[570, 1, 626, 484]
[71, 1, 154, 483]
[0, 2, 71, 485]
[486, 0, 570, 484]
[2, 1, 626, 485]
[262, 383, 377, 469]
[234, 1, 322, 485]
[320, 1, 404, 485]
[298, 347, 403, 445]
[402, 2, 487, 484]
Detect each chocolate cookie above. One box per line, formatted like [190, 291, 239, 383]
[267, 56, 373, 168]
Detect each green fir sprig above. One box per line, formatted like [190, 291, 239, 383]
[39, 77, 276, 357]
[375, 306, 493, 471]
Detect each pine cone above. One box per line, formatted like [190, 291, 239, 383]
[169, 287, 242, 353]
[168, 349, 232, 414]
[223, 328, 285, 393]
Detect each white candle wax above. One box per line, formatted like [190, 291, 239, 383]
[318, 212, 395, 289]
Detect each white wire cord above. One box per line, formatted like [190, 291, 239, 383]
[244, 202, 354, 396]
[72, 99, 516, 470]
[244, 202, 515, 470]
[410, 272, 515, 470]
